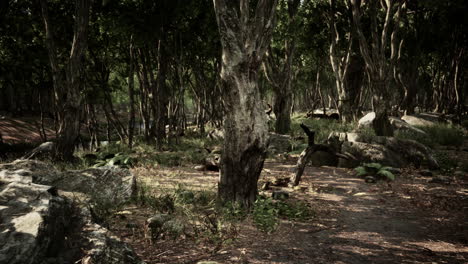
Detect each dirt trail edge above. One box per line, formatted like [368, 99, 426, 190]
[212, 164, 467, 264]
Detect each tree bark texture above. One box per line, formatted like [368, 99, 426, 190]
[40, 0, 92, 160]
[263, 0, 300, 134]
[349, 0, 403, 136]
[213, 0, 278, 207]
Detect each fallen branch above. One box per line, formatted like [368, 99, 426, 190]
[289, 124, 355, 187]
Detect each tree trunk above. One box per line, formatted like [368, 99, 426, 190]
[40, 0, 92, 160]
[213, 0, 278, 207]
[128, 37, 136, 148]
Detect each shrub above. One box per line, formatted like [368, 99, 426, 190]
[354, 163, 395, 181]
[420, 124, 464, 147]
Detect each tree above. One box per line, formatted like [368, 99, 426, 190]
[40, 0, 92, 160]
[263, 0, 301, 134]
[349, 0, 404, 136]
[213, 0, 278, 207]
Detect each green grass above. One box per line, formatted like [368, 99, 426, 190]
[395, 123, 465, 148]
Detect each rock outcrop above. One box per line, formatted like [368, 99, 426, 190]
[0, 160, 144, 264]
[328, 132, 439, 169]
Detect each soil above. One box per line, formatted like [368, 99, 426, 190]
[109, 161, 468, 264]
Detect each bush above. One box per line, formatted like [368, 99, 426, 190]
[252, 196, 314, 233]
[420, 124, 464, 147]
[354, 163, 395, 181]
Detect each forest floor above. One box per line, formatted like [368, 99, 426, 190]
[110, 160, 468, 264]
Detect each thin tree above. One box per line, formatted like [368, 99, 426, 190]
[213, 0, 278, 207]
[40, 0, 92, 160]
[349, 0, 403, 136]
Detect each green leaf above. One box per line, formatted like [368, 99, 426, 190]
[377, 170, 395, 181]
[354, 166, 367, 177]
[364, 163, 383, 170]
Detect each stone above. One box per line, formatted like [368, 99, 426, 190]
[0, 181, 74, 264]
[358, 112, 376, 128]
[272, 191, 289, 200]
[0, 169, 145, 264]
[194, 165, 206, 171]
[402, 115, 436, 127]
[22, 141, 54, 159]
[338, 135, 439, 169]
[389, 117, 427, 136]
[420, 170, 433, 177]
[0, 160, 137, 210]
[365, 176, 376, 183]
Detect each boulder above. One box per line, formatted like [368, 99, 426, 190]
[358, 112, 376, 128]
[268, 133, 292, 154]
[389, 117, 427, 136]
[0, 161, 145, 264]
[337, 133, 439, 169]
[0, 160, 137, 209]
[402, 115, 436, 127]
[0, 181, 74, 264]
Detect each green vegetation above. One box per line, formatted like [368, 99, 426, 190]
[354, 163, 395, 181]
[395, 123, 465, 148]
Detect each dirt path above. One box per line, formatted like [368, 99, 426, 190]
[208, 164, 468, 264]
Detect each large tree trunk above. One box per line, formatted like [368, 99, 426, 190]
[40, 0, 92, 160]
[213, 0, 278, 207]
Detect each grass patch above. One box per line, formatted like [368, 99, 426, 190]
[395, 123, 465, 148]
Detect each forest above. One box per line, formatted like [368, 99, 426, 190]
[0, 0, 467, 263]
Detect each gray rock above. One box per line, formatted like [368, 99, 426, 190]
[338, 135, 439, 169]
[389, 117, 427, 136]
[358, 112, 376, 128]
[365, 176, 376, 183]
[0, 181, 73, 264]
[402, 115, 436, 127]
[0, 160, 137, 209]
[0, 161, 145, 264]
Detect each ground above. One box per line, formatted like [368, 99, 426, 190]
[109, 162, 468, 264]
[1, 116, 467, 263]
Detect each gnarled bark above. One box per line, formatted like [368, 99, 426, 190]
[213, 0, 278, 207]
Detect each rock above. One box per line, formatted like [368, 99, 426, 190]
[365, 176, 376, 183]
[22, 141, 54, 159]
[428, 176, 452, 185]
[358, 112, 376, 128]
[0, 169, 145, 264]
[338, 135, 439, 169]
[194, 165, 206, 171]
[272, 191, 289, 200]
[81, 221, 146, 264]
[0, 160, 137, 210]
[146, 214, 184, 241]
[420, 170, 433, 176]
[268, 133, 292, 154]
[0, 181, 74, 264]
[402, 115, 436, 127]
[389, 117, 427, 136]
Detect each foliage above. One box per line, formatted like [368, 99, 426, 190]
[433, 151, 459, 173]
[396, 123, 465, 148]
[252, 196, 314, 233]
[419, 124, 465, 147]
[354, 163, 395, 181]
